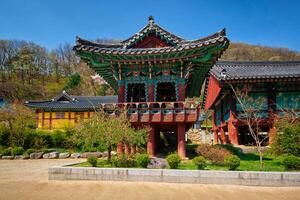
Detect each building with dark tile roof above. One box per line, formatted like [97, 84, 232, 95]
[204, 61, 300, 145]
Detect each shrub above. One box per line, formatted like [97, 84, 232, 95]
[196, 144, 232, 165]
[282, 155, 300, 170]
[192, 156, 206, 169]
[216, 144, 242, 155]
[135, 154, 151, 168]
[224, 155, 240, 170]
[2, 147, 12, 156]
[24, 129, 52, 149]
[87, 156, 98, 167]
[25, 148, 36, 155]
[51, 130, 67, 148]
[12, 147, 24, 156]
[166, 153, 181, 169]
[111, 154, 136, 168]
[271, 123, 300, 156]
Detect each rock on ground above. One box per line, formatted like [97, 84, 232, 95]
[148, 157, 167, 169]
[2, 156, 14, 160]
[80, 152, 102, 158]
[15, 155, 29, 160]
[70, 153, 81, 159]
[30, 152, 43, 159]
[59, 153, 70, 159]
[43, 152, 59, 159]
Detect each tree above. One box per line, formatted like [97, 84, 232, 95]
[228, 84, 268, 170]
[74, 109, 148, 162]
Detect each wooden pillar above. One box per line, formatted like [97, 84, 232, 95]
[124, 143, 130, 155]
[220, 127, 227, 144]
[117, 143, 124, 154]
[268, 126, 277, 145]
[177, 123, 186, 159]
[228, 111, 239, 145]
[118, 85, 125, 103]
[148, 84, 155, 102]
[147, 125, 156, 157]
[213, 129, 219, 144]
[178, 83, 186, 101]
[130, 146, 136, 154]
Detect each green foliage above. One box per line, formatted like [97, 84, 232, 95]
[51, 130, 67, 147]
[135, 154, 150, 168]
[215, 144, 242, 155]
[196, 144, 232, 165]
[0, 124, 9, 147]
[166, 153, 181, 169]
[64, 73, 81, 90]
[25, 148, 36, 155]
[271, 123, 300, 156]
[111, 154, 136, 168]
[97, 84, 110, 96]
[87, 156, 98, 167]
[224, 155, 241, 170]
[12, 147, 24, 156]
[2, 147, 12, 156]
[24, 129, 51, 149]
[192, 156, 207, 169]
[282, 155, 300, 170]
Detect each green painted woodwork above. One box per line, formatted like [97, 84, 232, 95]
[74, 41, 227, 97]
[276, 92, 300, 110]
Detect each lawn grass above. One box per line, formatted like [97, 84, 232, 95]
[72, 153, 290, 171]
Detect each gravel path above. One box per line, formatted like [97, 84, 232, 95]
[0, 159, 299, 200]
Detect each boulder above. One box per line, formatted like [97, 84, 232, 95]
[2, 156, 14, 160]
[30, 152, 43, 159]
[59, 152, 70, 159]
[43, 152, 59, 159]
[70, 153, 81, 159]
[80, 152, 102, 158]
[14, 155, 29, 160]
[148, 157, 167, 169]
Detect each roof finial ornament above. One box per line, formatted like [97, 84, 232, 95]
[148, 15, 154, 25]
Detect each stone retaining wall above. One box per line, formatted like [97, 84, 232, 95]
[49, 166, 300, 186]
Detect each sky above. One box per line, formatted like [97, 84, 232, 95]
[1, 0, 300, 51]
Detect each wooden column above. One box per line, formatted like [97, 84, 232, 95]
[148, 84, 155, 102]
[213, 129, 219, 144]
[117, 143, 124, 154]
[220, 127, 227, 144]
[118, 85, 125, 103]
[268, 126, 277, 144]
[178, 83, 186, 101]
[228, 111, 239, 145]
[177, 123, 186, 159]
[124, 143, 130, 155]
[147, 125, 156, 157]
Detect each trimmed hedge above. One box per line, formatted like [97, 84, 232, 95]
[196, 144, 232, 165]
[192, 156, 206, 169]
[282, 155, 300, 170]
[166, 153, 181, 169]
[224, 155, 240, 170]
[135, 154, 150, 168]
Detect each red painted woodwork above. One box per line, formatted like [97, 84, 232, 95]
[124, 144, 130, 154]
[177, 123, 186, 158]
[268, 126, 276, 144]
[131, 34, 170, 48]
[204, 75, 221, 110]
[117, 143, 124, 154]
[118, 85, 125, 103]
[148, 84, 155, 102]
[228, 110, 239, 145]
[213, 129, 219, 144]
[147, 126, 156, 156]
[220, 128, 227, 144]
[178, 83, 186, 101]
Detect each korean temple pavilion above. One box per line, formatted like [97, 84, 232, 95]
[25, 16, 300, 158]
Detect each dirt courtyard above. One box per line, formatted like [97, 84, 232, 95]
[0, 159, 299, 200]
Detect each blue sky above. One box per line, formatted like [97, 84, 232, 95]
[1, 0, 300, 51]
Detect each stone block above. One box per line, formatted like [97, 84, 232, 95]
[43, 152, 59, 159]
[70, 153, 81, 159]
[59, 153, 70, 159]
[30, 152, 43, 159]
[2, 156, 14, 160]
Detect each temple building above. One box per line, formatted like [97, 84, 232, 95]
[204, 61, 300, 145]
[72, 16, 229, 158]
[25, 91, 117, 129]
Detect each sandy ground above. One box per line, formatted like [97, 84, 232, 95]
[0, 159, 299, 200]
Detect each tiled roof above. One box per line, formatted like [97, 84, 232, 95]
[74, 16, 228, 56]
[24, 91, 118, 111]
[210, 61, 300, 81]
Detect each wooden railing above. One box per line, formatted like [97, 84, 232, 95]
[100, 101, 201, 123]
